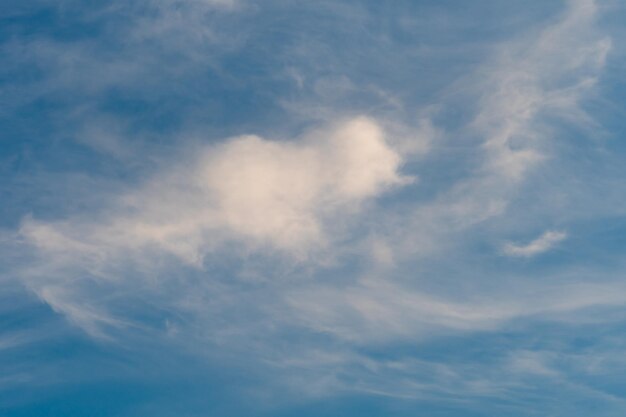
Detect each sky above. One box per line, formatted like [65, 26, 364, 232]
[2, 0, 626, 415]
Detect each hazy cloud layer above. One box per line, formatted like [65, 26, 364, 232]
[4, 0, 626, 416]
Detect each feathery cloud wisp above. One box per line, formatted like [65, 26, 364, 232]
[503, 230, 568, 257]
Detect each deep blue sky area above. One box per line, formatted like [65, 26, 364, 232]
[3, 0, 626, 416]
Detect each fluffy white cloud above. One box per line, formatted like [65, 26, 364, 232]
[199, 117, 410, 252]
[21, 116, 410, 265]
[15, 116, 411, 338]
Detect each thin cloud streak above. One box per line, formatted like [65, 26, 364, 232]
[503, 230, 568, 257]
[3, 0, 625, 413]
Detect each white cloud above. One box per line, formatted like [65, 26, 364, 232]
[286, 276, 626, 346]
[13, 116, 414, 349]
[503, 230, 568, 257]
[1, 0, 245, 112]
[6, 0, 622, 407]
[16, 0, 610, 348]
[475, 0, 610, 181]
[198, 117, 410, 253]
[20, 116, 409, 268]
[381, 0, 609, 262]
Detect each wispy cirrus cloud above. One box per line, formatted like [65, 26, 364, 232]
[13, 0, 614, 365]
[503, 230, 568, 257]
[368, 0, 610, 265]
[3, 0, 626, 415]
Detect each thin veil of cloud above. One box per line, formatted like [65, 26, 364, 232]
[3, 0, 626, 415]
[503, 230, 568, 257]
[16, 0, 613, 361]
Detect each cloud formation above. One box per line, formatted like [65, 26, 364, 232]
[21, 116, 409, 265]
[16, 117, 411, 336]
[5, 0, 626, 415]
[14, 0, 614, 369]
[503, 230, 568, 257]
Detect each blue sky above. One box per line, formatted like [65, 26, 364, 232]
[3, 0, 626, 415]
